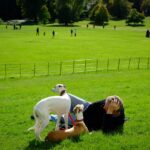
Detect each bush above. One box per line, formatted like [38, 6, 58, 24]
[39, 5, 50, 24]
[0, 18, 4, 25]
[90, 2, 109, 25]
[126, 9, 145, 26]
[141, 0, 150, 16]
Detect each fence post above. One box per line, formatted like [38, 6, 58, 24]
[84, 60, 87, 72]
[128, 58, 131, 70]
[107, 58, 109, 71]
[147, 57, 149, 69]
[20, 64, 21, 78]
[72, 60, 75, 74]
[4, 64, 7, 79]
[118, 58, 120, 71]
[33, 63, 36, 77]
[47, 62, 49, 76]
[60, 62, 62, 75]
[96, 59, 99, 72]
[137, 57, 140, 70]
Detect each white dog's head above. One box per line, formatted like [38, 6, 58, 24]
[52, 84, 66, 95]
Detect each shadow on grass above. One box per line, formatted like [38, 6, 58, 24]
[126, 24, 145, 27]
[25, 137, 82, 150]
[25, 139, 59, 150]
[103, 126, 124, 136]
[70, 136, 83, 143]
[45, 24, 80, 28]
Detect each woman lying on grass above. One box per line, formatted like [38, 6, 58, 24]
[43, 94, 125, 133]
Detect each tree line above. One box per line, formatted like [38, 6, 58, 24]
[0, 0, 150, 25]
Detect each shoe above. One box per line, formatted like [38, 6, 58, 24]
[31, 115, 34, 120]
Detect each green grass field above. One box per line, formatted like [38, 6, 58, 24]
[0, 70, 150, 150]
[0, 19, 150, 150]
[0, 18, 150, 64]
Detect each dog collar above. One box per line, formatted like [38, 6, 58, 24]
[60, 90, 66, 96]
[76, 119, 84, 122]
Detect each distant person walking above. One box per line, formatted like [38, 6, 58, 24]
[19, 24, 22, 30]
[102, 24, 105, 29]
[146, 30, 149, 38]
[74, 29, 77, 37]
[114, 25, 116, 30]
[13, 24, 16, 30]
[52, 30, 55, 38]
[70, 29, 73, 36]
[36, 27, 39, 36]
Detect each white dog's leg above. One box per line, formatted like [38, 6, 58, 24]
[34, 121, 42, 141]
[35, 127, 42, 141]
[35, 117, 49, 141]
[55, 115, 61, 131]
[64, 114, 68, 129]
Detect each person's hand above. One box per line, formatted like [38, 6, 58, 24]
[106, 100, 120, 114]
[103, 96, 120, 115]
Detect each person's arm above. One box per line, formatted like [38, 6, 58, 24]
[68, 93, 91, 113]
[102, 98, 125, 132]
[102, 109, 125, 133]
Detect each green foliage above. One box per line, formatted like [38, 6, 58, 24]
[16, 0, 47, 22]
[126, 9, 145, 25]
[108, 0, 132, 19]
[0, 18, 4, 24]
[128, 0, 143, 11]
[0, 0, 21, 20]
[56, 0, 86, 25]
[47, 0, 56, 22]
[90, 2, 109, 25]
[56, 1, 73, 25]
[141, 0, 150, 16]
[39, 5, 51, 24]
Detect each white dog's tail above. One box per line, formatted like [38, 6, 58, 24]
[28, 126, 35, 131]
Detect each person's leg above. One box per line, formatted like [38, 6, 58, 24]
[68, 93, 91, 113]
[50, 114, 76, 127]
[49, 114, 58, 123]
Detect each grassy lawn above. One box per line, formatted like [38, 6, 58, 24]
[0, 70, 150, 150]
[0, 19, 150, 149]
[0, 18, 150, 64]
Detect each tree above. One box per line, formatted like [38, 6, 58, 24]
[128, 0, 143, 12]
[16, 0, 47, 22]
[47, 0, 56, 22]
[109, 0, 132, 19]
[141, 0, 150, 16]
[0, 0, 21, 20]
[56, 0, 87, 25]
[39, 5, 50, 24]
[126, 8, 145, 25]
[90, 1, 109, 25]
[56, 1, 72, 25]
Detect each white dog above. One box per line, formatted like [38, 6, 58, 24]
[28, 84, 71, 141]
